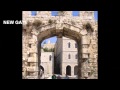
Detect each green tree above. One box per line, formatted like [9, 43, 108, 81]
[43, 48, 55, 52]
[43, 48, 49, 52]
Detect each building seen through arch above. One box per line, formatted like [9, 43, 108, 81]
[55, 37, 78, 76]
[39, 36, 79, 78]
[40, 40, 54, 77]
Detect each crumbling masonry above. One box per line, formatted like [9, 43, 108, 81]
[22, 11, 98, 79]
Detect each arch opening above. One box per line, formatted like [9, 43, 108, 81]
[22, 11, 98, 79]
[37, 25, 82, 79]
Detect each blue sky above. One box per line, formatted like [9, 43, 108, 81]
[39, 11, 98, 45]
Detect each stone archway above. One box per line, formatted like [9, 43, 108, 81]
[37, 23, 83, 79]
[22, 11, 98, 79]
[66, 65, 71, 76]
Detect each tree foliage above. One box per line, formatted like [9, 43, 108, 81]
[43, 48, 55, 52]
[48, 19, 54, 24]
[48, 19, 56, 24]
[32, 20, 42, 28]
[83, 22, 94, 33]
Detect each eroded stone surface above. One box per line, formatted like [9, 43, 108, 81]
[22, 11, 98, 79]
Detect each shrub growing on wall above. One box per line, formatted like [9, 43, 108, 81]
[48, 19, 54, 24]
[26, 21, 32, 27]
[23, 21, 32, 33]
[83, 22, 94, 34]
[48, 19, 56, 25]
[32, 20, 42, 28]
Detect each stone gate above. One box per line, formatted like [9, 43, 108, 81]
[22, 11, 98, 79]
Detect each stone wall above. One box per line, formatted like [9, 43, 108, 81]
[22, 31, 38, 79]
[22, 11, 98, 79]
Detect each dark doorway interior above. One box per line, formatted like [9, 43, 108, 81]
[66, 65, 71, 76]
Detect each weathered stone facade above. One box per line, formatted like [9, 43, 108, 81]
[40, 52, 54, 77]
[55, 37, 78, 77]
[40, 41, 54, 78]
[22, 11, 98, 79]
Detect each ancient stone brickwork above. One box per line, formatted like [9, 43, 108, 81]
[22, 11, 98, 79]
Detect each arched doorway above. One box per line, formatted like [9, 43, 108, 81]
[23, 20, 84, 79]
[66, 65, 71, 76]
[40, 65, 44, 73]
[37, 23, 82, 79]
[74, 66, 78, 75]
[22, 11, 98, 79]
